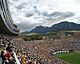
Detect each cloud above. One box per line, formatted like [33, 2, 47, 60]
[61, 12, 75, 19]
[17, 20, 43, 32]
[42, 12, 75, 20]
[34, 12, 75, 26]
[25, 13, 34, 17]
[8, 0, 80, 32]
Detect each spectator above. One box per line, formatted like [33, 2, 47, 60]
[22, 52, 26, 64]
[6, 42, 13, 53]
[1, 49, 6, 64]
[5, 51, 11, 64]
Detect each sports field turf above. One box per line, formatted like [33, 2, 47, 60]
[56, 52, 80, 64]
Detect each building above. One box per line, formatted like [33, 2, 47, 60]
[0, 0, 19, 35]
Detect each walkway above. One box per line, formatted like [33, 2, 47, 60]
[0, 58, 2, 64]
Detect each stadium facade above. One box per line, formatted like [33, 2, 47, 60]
[0, 0, 19, 35]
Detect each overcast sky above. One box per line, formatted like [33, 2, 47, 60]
[8, 0, 80, 32]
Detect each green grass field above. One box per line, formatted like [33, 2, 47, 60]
[56, 52, 80, 64]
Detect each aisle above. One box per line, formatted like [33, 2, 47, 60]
[0, 58, 2, 64]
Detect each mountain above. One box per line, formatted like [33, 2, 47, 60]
[29, 21, 80, 33]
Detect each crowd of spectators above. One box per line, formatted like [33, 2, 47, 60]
[0, 35, 15, 64]
[0, 34, 80, 64]
[12, 38, 70, 64]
